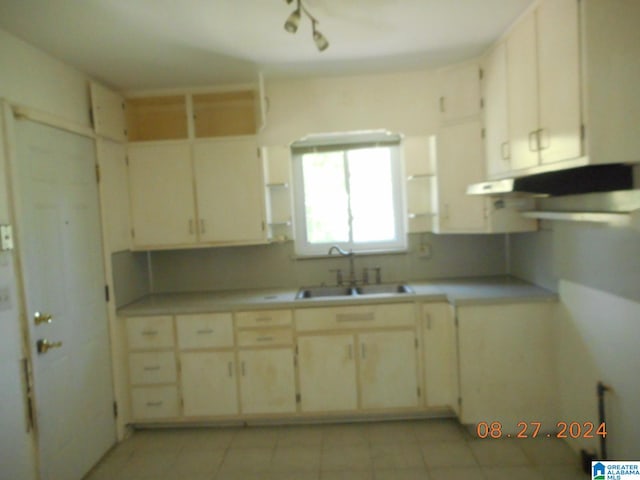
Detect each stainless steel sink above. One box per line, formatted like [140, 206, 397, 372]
[295, 286, 356, 299]
[296, 284, 414, 299]
[355, 284, 414, 295]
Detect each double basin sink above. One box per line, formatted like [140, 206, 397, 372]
[296, 283, 414, 300]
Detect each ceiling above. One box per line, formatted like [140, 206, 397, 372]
[0, 0, 534, 91]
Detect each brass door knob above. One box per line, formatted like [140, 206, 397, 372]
[34, 312, 53, 326]
[36, 339, 62, 354]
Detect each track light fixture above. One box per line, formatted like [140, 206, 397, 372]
[284, 0, 329, 52]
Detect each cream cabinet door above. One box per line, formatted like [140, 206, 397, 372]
[128, 142, 196, 248]
[537, 0, 582, 165]
[432, 121, 487, 233]
[181, 352, 239, 417]
[193, 137, 266, 244]
[506, 12, 539, 171]
[238, 349, 296, 414]
[457, 303, 558, 431]
[358, 330, 419, 409]
[483, 42, 511, 179]
[439, 62, 481, 124]
[297, 335, 358, 412]
[422, 303, 458, 410]
[90, 82, 127, 142]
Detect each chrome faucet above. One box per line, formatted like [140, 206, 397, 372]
[328, 245, 356, 285]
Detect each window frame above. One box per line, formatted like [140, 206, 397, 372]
[291, 133, 406, 257]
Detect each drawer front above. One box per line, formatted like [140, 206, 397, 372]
[235, 310, 292, 328]
[126, 316, 174, 349]
[295, 303, 415, 332]
[177, 313, 233, 349]
[131, 386, 180, 420]
[129, 352, 177, 385]
[237, 328, 294, 347]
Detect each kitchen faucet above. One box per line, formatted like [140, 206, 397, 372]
[328, 245, 356, 285]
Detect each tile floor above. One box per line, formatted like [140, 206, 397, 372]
[84, 419, 588, 480]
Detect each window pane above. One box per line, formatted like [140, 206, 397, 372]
[301, 151, 349, 243]
[347, 147, 396, 243]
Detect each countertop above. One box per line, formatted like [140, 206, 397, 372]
[117, 276, 558, 317]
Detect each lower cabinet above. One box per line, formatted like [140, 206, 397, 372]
[238, 348, 297, 414]
[297, 334, 358, 412]
[181, 351, 239, 417]
[296, 303, 420, 413]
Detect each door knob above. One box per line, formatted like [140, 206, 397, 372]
[36, 339, 62, 354]
[34, 312, 53, 326]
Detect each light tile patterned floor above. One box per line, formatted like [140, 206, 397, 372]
[83, 419, 588, 480]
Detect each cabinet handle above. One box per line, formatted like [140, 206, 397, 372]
[528, 131, 539, 152]
[501, 141, 510, 161]
[188, 219, 194, 235]
[143, 365, 160, 371]
[146, 401, 163, 407]
[200, 219, 205, 234]
[255, 317, 272, 323]
[348, 344, 353, 359]
[256, 336, 274, 342]
[227, 362, 233, 377]
[439, 96, 445, 113]
[361, 343, 366, 359]
[241, 362, 246, 376]
[141, 330, 158, 336]
[196, 329, 213, 335]
[538, 128, 550, 151]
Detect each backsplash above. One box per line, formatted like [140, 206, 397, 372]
[147, 233, 507, 293]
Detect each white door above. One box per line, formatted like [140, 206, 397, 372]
[358, 330, 419, 409]
[238, 349, 296, 414]
[0, 103, 37, 480]
[193, 138, 266, 244]
[13, 120, 116, 480]
[297, 334, 358, 412]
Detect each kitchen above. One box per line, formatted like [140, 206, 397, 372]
[0, 1, 639, 479]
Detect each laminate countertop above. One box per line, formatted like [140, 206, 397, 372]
[117, 276, 558, 317]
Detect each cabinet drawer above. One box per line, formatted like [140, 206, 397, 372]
[126, 316, 174, 349]
[177, 313, 233, 349]
[237, 328, 293, 347]
[295, 303, 416, 332]
[235, 310, 292, 328]
[131, 386, 180, 420]
[129, 352, 177, 385]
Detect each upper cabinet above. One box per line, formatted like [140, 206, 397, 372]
[438, 62, 482, 125]
[486, 0, 640, 179]
[505, 0, 581, 173]
[90, 82, 128, 142]
[126, 95, 189, 142]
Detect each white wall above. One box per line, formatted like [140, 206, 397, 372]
[259, 69, 440, 146]
[555, 280, 640, 460]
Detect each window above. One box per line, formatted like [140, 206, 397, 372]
[292, 132, 406, 256]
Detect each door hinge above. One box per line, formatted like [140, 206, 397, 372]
[458, 396, 462, 408]
[296, 393, 301, 403]
[481, 128, 486, 139]
[95, 164, 101, 183]
[131, 228, 135, 239]
[414, 338, 418, 349]
[580, 123, 586, 141]
[89, 107, 95, 129]
[417, 387, 421, 398]
[113, 401, 118, 418]
[125, 154, 129, 166]
[479, 68, 484, 80]
[454, 315, 459, 327]
[105, 285, 110, 302]
[480, 98, 484, 109]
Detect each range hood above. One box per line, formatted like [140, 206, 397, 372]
[467, 164, 635, 197]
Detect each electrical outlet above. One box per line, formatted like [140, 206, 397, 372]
[0, 225, 14, 251]
[0, 286, 11, 311]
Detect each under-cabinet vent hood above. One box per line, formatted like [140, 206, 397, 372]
[467, 164, 634, 197]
